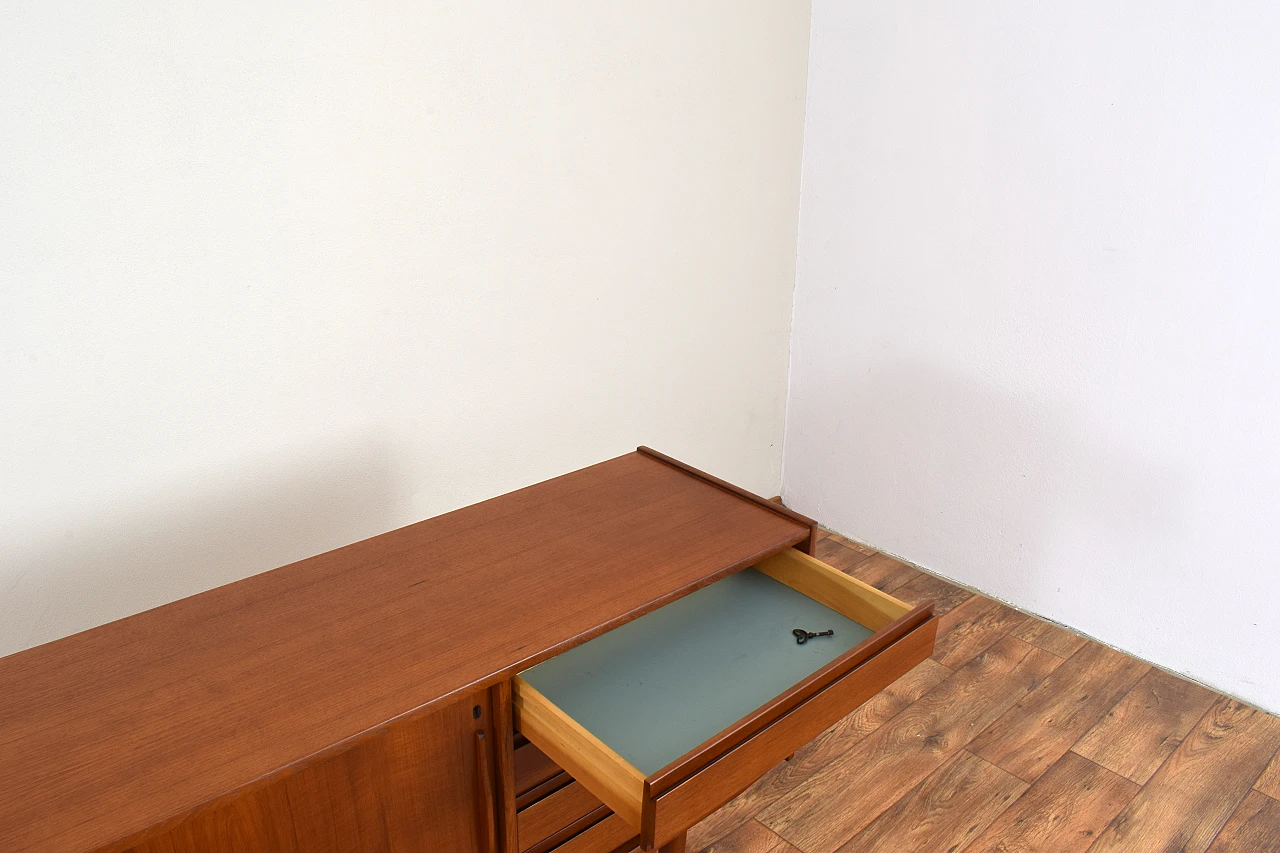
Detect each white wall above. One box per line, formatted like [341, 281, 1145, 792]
[785, 2, 1280, 711]
[0, 1, 810, 655]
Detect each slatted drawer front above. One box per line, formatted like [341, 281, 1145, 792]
[514, 547, 935, 849]
[519, 781, 602, 851]
[541, 809, 636, 853]
[515, 742, 638, 853]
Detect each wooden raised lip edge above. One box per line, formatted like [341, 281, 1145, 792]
[645, 599, 935, 795]
[83, 449, 810, 853]
[637, 446, 818, 553]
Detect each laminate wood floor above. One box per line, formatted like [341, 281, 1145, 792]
[688, 530, 1280, 853]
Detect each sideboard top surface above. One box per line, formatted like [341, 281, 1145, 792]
[0, 450, 809, 853]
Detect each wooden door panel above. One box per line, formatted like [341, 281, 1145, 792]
[128, 691, 491, 853]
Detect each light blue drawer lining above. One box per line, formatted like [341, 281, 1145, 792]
[519, 567, 875, 776]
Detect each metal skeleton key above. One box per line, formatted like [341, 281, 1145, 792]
[792, 628, 834, 645]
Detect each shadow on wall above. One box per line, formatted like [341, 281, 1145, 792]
[813, 362, 1186, 604]
[1, 435, 411, 657]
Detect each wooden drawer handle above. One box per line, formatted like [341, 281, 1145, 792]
[475, 731, 498, 853]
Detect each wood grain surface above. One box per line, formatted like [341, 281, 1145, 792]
[1073, 667, 1219, 785]
[963, 751, 1138, 853]
[685, 660, 950, 851]
[517, 782, 602, 850]
[127, 689, 492, 853]
[967, 641, 1149, 782]
[1010, 617, 1090, 660]
[1207, 790, 1280, 852]
[756, 635, 1061, 853]
[0, 450, 809, 853]
[835, 750, 1026, 853]
[929, 596, 1028, 669]
[1087, 698, 1280, 853]
[686, 530, 1280, 853]
[649, 618, 936, 850]
[701, 821, 799, 853]
[1257, 750, 1280, 801]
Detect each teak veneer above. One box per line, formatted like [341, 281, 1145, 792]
[0, 448, 933, 853]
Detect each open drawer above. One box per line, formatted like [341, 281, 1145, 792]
[513, 547, 937, 850]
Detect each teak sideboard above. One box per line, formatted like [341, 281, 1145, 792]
[0, 448, 936, 853]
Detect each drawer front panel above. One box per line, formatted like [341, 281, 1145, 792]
[649, 616, 938, 848]
[516, 742, 563, 797]
[519, 781, 604, 851]
[544, 810, 636, 853]
[515, 546, 936, 850]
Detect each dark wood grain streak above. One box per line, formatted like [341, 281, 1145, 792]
[0, 451, 809, 853]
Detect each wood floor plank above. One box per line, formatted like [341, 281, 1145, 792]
[816, 531, 877, 558]
[968, 641, 1149, 782]
[835, 750, 1027, 853]
[888, 573, 972, 617]
[1207, 790, 1280, 852]
[687, 660, 952, 850]
[1072, 667, 1219, 785]
[962, 751, 1137, 853]
[699, 820, 800, 853]
[757, 636, 1061, 853]
[690, 526, 1280, 853]
[1255, 749, 1280, 801]
[841, 552, 921, 593]
[931, 596, 1028, 669]
[1010, 617, 1089, 660]
[1088, 698, 1280, 853]
[812, 538, 876, 575]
